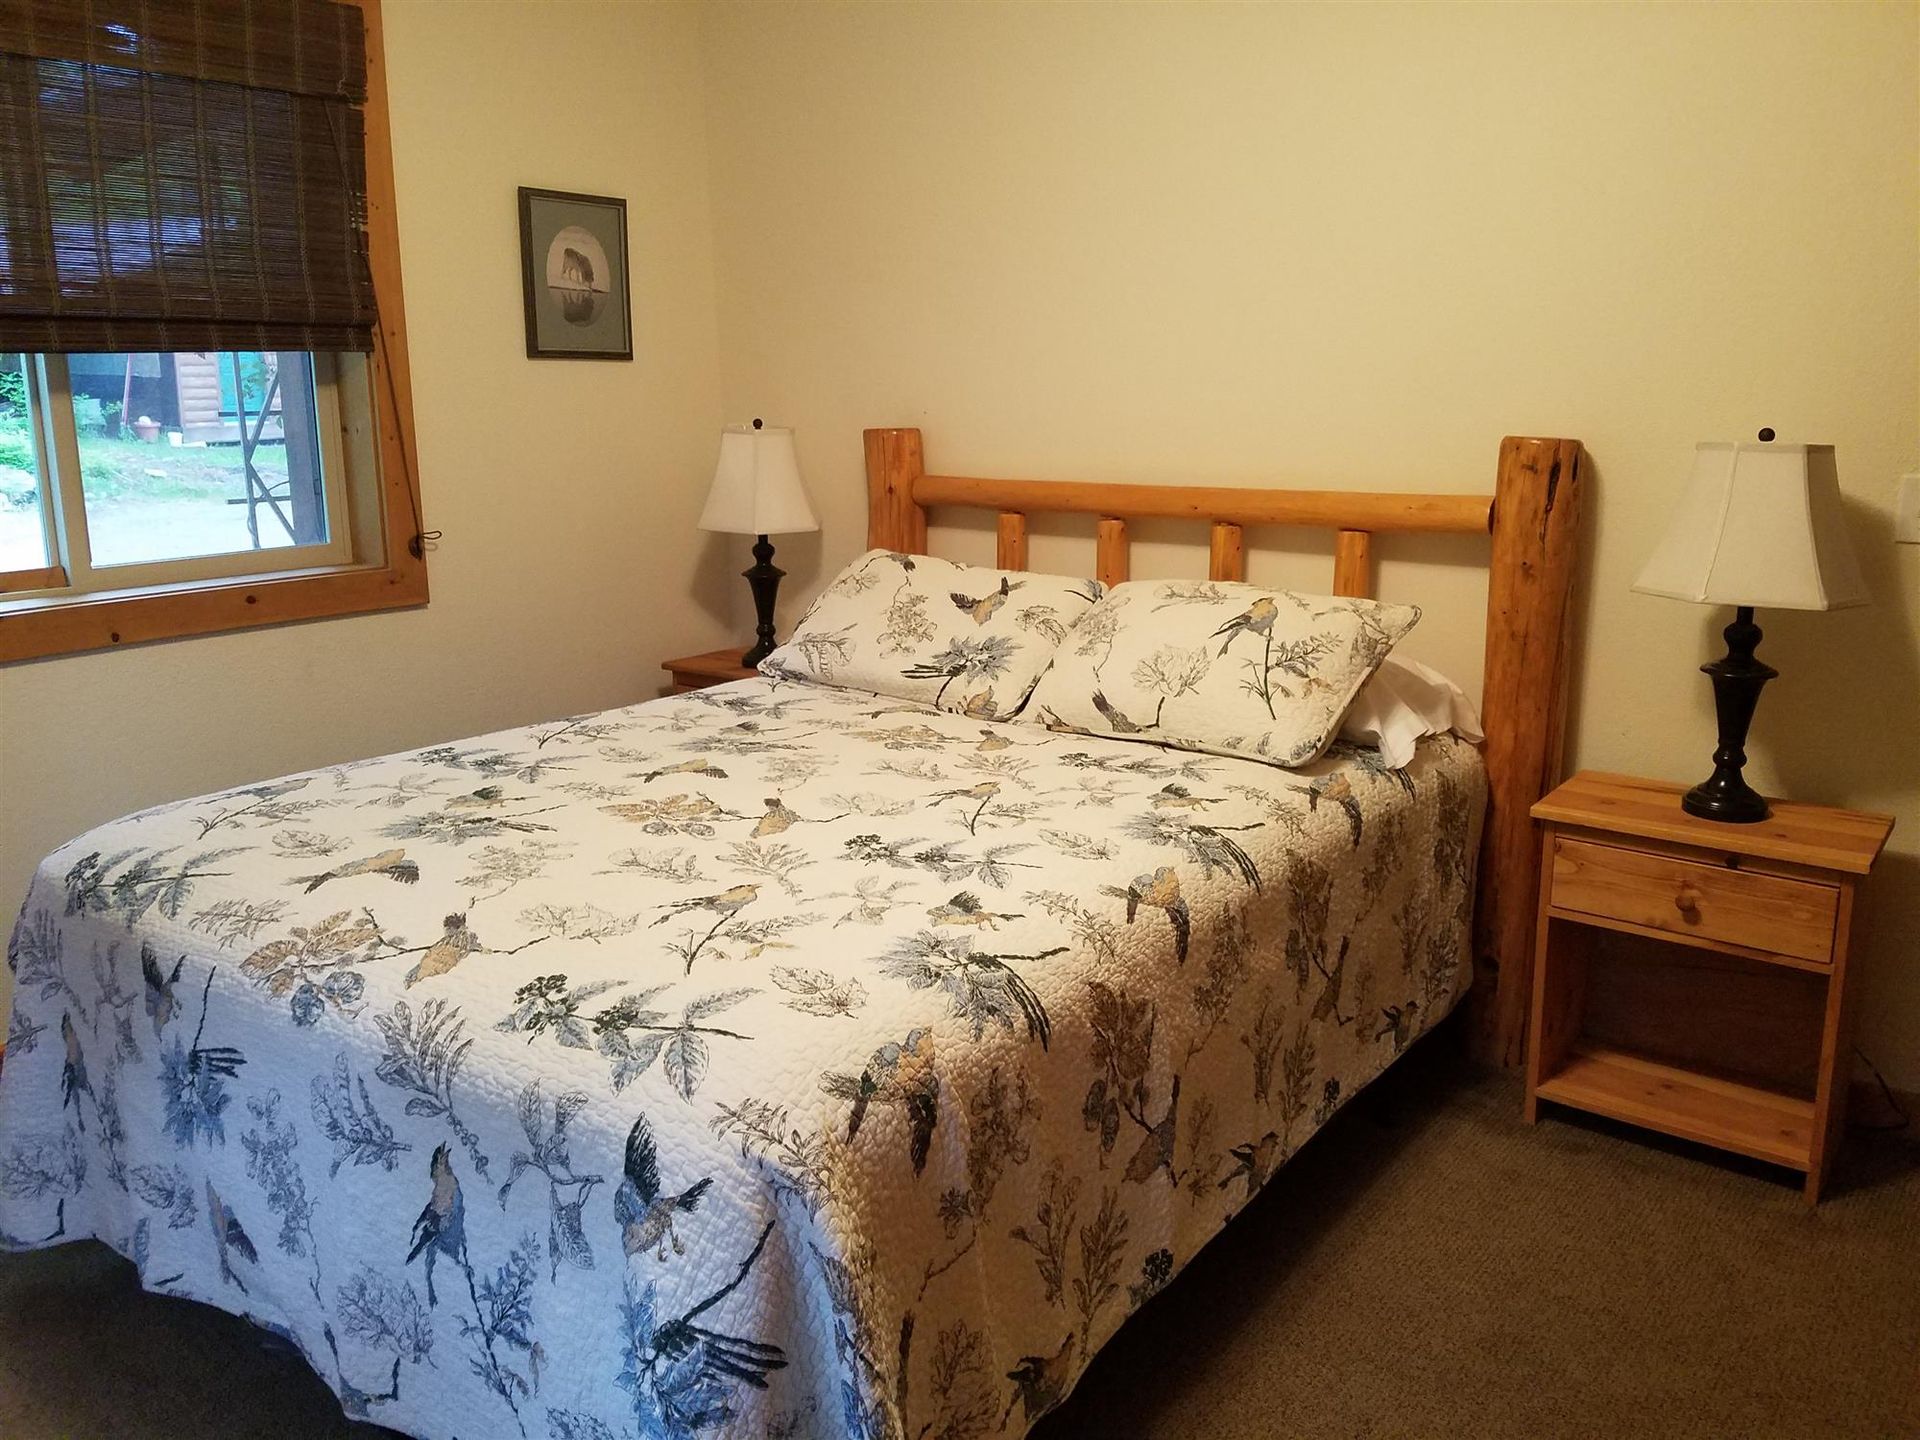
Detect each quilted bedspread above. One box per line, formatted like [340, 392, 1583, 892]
[0, 677, 1484, 1440]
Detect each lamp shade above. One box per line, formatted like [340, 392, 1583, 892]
[698, 424, 819, 537]
[1632, 442, 1867, 611]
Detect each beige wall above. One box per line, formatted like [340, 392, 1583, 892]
[698, 2, 1920, 1085]
[0, 0, 736, 1008]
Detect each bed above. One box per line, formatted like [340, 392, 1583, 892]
[0, 427, 1583, 1440]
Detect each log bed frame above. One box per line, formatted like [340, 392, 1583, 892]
[864, 427, 1585, 1068]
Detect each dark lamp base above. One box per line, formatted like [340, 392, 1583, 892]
[1683, 604, 1776, 825]
[1681, 774, 1770, 824]
[740, 533, 785, 669]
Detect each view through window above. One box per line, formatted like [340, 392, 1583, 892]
[0, 352, 48, 573]
[0, 351, 342, 586]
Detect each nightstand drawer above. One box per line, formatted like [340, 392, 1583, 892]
[1549, 837, 1837, 965]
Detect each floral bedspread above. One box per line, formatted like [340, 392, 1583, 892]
[0, 677, 1483, 1440]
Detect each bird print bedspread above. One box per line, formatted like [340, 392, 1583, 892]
[0, 677, 1484, 1440]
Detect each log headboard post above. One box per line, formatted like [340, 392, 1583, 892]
[865, 428, 928, 554]
[1471, 435, 1584, 1067]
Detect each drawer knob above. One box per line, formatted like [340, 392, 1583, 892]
[1675, 885, 1702, 921]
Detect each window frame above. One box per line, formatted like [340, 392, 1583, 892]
[0, 0, 426, 665]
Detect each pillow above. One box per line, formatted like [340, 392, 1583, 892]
[1337, 655, 1484, 769]
[761, 549, 1104, 718]
[1025, 578, 1420, 767]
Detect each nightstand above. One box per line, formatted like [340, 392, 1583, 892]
[662, 647, 758, 694]
[1524, 771, 1893, 1204]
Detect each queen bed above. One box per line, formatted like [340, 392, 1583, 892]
[0, 427, 1582, 1440]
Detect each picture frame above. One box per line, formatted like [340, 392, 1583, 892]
[517, 187, 633, 361]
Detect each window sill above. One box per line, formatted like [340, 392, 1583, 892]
[0, 552, 428, 663]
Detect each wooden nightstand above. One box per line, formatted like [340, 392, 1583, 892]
[662, 647, 758, 694]
[1524, 771, 1893, 1204]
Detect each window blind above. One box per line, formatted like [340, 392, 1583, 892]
[0, 0, 376, 353]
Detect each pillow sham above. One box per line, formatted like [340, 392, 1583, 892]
[1337, 655, 1484, 768]
[760, 549, 1104, 717]
[1025, 578, 1420, 767]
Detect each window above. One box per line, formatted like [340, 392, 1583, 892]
[0, 349, 378, 595]
[0, 0, 425, 663]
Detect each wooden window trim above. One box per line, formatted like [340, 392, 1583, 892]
[0, 0, 427, 666]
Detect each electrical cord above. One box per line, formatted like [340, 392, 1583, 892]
[1849, 1043, 1911, 1134]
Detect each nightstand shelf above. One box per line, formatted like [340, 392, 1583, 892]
[1533, 1042, 1814, 1171]
[1525, 771, 1893, 1205]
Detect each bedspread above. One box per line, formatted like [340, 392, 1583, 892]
[0, 677, 1484, 1440]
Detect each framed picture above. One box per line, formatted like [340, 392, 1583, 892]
[517, 187, 632, 360]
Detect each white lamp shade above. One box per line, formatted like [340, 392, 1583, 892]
[1631, 442, 1867, 611]
[698, 424, 819, 536]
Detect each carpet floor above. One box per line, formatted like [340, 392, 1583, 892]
[1, 1041, 1913, 1439]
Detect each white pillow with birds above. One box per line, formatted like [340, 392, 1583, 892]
[1027, 579, 1421, 767]
[761, 549, 1104, 717]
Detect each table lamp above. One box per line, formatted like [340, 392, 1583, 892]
[698, 419, 820, 667]
[1632, 434, 1867, 823]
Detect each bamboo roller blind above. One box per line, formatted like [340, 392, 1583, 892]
[0, 0, 376, 353]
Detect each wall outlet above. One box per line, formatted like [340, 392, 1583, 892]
[1898, 473, 1920, 545]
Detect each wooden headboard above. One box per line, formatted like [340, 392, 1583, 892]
[864, 427, 1585, 1069]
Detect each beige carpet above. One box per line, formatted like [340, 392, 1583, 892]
[1, 1042, 1913, 1439]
